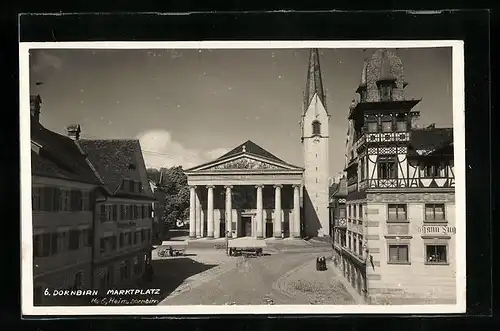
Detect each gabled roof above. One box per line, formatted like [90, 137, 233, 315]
[186, 140, 303, 172]
[304, 48, 327, 113]
[409, 127, 453, 153]
[216, 140, 285, 164]
[78, 139, 155, 199]
[31, 121, 102, 185]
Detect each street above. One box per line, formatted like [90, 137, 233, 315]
[153, 245, 355, 305]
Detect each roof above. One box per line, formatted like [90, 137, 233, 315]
[216, 140, 286, 164]
[409, 127, 454, 152]
[186, 140, 303, 172]
[304, 48, 327, 112]
[331, 177, 347, 198]
[78, 139, 156, 199]
[30, 121, 102, 185]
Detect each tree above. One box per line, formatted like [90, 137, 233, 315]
[159, 166, 189, 232]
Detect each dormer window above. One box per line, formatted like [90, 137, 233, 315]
[312, 121, 321, 135]
[380, 85, 392, 101]
[396, 119, 407, 132]
[360, 89, 367, 103]
[367, 121, 378, 132]
[382, 120, 393, 132]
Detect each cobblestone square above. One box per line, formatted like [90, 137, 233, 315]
[152, 245, 356, 305]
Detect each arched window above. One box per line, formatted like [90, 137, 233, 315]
[312, 121, 321, 135]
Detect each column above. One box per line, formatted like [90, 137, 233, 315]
[255, 185, 264, 239]
[292, 184, 301, 238]
[189, 186, 196, 238]
[195, 191, 202, 238]
[225, 185, 233, 238]
[274, 184, 282, 238]
[206, 185, 215, 238]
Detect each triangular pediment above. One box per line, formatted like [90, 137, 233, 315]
[190, 154, 301, 172]
[185, 140, 303, 173]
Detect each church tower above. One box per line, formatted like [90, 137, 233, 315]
[301, 48, 330, 237]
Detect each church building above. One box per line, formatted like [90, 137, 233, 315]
[183, 49, 331, 239]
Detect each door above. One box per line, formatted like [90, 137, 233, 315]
[242, 217, 252, 237]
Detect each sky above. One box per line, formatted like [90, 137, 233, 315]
[28, 46, 453, 177]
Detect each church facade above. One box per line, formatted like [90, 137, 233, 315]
[184, 49, 331, 239]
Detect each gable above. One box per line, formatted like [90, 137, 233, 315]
[217, 140, 285, 164]
[187, 154, 303, 173]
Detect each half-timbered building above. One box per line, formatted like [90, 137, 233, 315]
[341, 49, 456, 304]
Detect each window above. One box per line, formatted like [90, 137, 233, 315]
[111, 236, 117, 250]
[367, 121, 378, 132]
[379, 85, 392, 101]
[378, 155, 397, 179]
[425, 204, 446, 221]
[359, 205, 363, 220]
[100, 205, 107, 223]
[119, 233, 124, 247]
[129, 180, 135, 192]
[347, 232, 351, 250]
[120, 261, 129, 281]
[41, 233, 50, 257]
[396, 120, 407, 132]
[60, 190, 70, 211]
[112, 205, 118, 221]
[81, 191, 90, 211]
[70, 190, 83, 211]
[100, 238, 106, 253]
[353, 236, 357, 254]
[426, 245, 447, 264]
[388, 204, 407, 222]
[133, 257, 142, 275]
[73, 271, 83, 290]
[353, 204, 357, 218]
[81, 229, 92, 247]
[127, 232, 132, 245]
[312, 121, 321, 135]
[42, 187, 54, 211]
[139, 184, 144, 193]
[33, 234, 43, 257]
[120, 204, 126, 220]
[69, 230, 80, 250]
[360, 158, 365, 180]
[358, 236, 364, 257]
[388, 244, 409, 263]
[50, 232, 59, 255]
[32, 187, 41, 211]
[420, 164, 447, 178]
[381, 120, 392, 132]
[339, 208, 346, 218]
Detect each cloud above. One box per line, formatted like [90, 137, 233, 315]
[137, 129, 229, 170]
[31, 51, 63, 73]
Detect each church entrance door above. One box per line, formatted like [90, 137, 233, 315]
[241, 216, 252, 237]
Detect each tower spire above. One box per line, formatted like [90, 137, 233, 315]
[304, 48, 326, 112]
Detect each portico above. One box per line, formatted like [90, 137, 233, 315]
[184, 140, 304, 239]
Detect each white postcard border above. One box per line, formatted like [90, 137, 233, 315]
[20, 40, 466, 315]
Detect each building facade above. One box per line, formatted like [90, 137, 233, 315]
[77, 136, 157, 292]
[30, 96, 104, 305]
[184, 141, 304, 239]
[330, 177, 347, 266]
[340, 49, 456, 304]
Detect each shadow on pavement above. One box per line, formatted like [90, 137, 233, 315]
[136, 257, 217, 303]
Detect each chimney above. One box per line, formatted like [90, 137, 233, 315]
[30, 95, 42, 123]
[67, 124, 81, 140]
